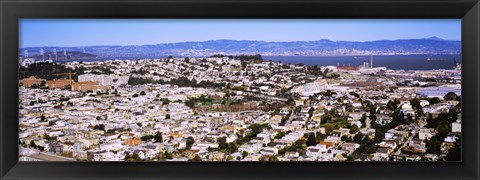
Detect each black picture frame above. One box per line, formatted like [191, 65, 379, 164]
[1, 0, 479, 180]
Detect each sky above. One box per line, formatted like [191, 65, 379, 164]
[19, 19, 461, 48]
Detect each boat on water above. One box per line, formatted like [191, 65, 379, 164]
[426, 58, 447, 61]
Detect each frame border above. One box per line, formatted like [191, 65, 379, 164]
[1, 0, 479, 180]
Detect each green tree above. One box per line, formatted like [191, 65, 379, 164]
[346, 155, 355, 161]
[353, 133, 364, 144]
[242, 151, 249, 158]
[165, 152, 173, 159]
[140, 91, 146, 96]
[125, 153, 142, 161]
[275, 132, 286, 139]
[349, 125, 360, 134]
[268, 155, 279, 161]
[324, 123, 334, 134]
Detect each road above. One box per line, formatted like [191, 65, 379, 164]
[392, 126, 421, 156]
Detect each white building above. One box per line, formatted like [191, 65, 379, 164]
[291, 78, 328, 96]
[78, 74, 129, 87]
[452, 113, 462, 133]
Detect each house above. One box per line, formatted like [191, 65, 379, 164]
[409, 138, 426, 153]
[238, 142, 261, 154]
[269, 115, 282, 127]
[306, 144, 327, 158]
[418, 128, 436, 140]
[21, 76, 45, 88]
[452, 113, 462, 133]
[259, 147, 278, 156]
[373, 147, 389, 161]
[48, 143, 64, 154]
[211, 152, 225, 161]
[341, 143, 360, 154]
[419, 100, 430, 107]
[295, 100, 305, 106]
[375, 114, 393, 125]
[424, 154, 438, 161]
[46, 79, 72, 89]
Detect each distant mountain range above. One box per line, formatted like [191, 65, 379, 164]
[19, 37, 461, 59]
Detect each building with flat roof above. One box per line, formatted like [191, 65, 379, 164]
[20, 76, 45, 88]
[72, 81, 110, 91]
[416, 85, 461, 98]
[78, 74, 129, 87]
[46, 79, 72, 89]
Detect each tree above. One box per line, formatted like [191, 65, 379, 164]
[346, 155, 355, 161]
[242, 151, 249, 158]
[141, 135, 154, 141]
[349, 125, 360, 134]
[160, 98, 170, 105]
[248, 123, 267, 137]
[444, 92, 458, 101]
[154, 132, 163, 143]
[186, 136, 194, 149]
[40, 114, 47, 122]
[306, 133, 317, 146]
[446, 137, 461, 161]
[275, 132, 286, 139]
[140, 91, 146, 96]
[217, 137, 227, 150]
[132, 93, 139, 98]
[428, 97, 441, 105]
[268, 155, 279, 161]
[165, 114, 171, 119]
[30, 140, 37, 149]
[93, 124, 105, 131]
[165, 152, 173, 159]
[125, 153, 142, 161]
[106, 129, 116, 134]
[324, 123, 334, 134]
[426, 137, 442, 155]
[353, 133, 364, 144]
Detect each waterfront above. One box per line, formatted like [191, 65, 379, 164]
[265, 54, 461, 70]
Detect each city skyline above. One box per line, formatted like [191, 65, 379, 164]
[20, 19, 461, 48]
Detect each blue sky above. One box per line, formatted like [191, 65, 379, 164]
[19, 19, 461, 48]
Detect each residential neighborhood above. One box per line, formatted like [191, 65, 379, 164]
[18, 54, 462, 162]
